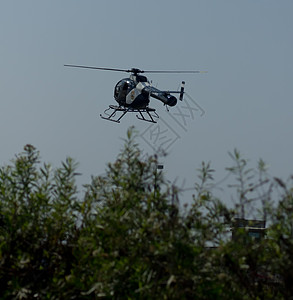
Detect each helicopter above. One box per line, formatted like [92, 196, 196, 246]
[64, 65, 206, 123]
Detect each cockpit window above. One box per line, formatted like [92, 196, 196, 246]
[114, 79, 136, 101]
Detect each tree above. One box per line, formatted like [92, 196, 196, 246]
[0, 129, 293, 299]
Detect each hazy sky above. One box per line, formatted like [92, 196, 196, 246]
[1, 1, 293, 204]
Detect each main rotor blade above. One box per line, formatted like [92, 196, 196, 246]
[64, 65, 130, 72]
[64, 65, 208, 74]
[143, 70, 208, 74]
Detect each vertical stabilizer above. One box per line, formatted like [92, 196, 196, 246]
[179, 81, 185, 101]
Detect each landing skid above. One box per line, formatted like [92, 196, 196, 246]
[100, 105, 159, 123]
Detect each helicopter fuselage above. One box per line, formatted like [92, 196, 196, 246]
[114, 74, 177, 109]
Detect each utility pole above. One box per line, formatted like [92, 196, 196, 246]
[154, 164, 164, 192]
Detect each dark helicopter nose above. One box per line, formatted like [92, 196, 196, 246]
[166, 95, 177, 106]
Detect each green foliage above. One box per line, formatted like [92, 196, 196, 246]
[0, 131, 293, 299]
[0, 145, 80, 298]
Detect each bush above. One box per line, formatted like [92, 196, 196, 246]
[0, 129, 292, 299]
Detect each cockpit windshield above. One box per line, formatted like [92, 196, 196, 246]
[114, 79, 136, 103]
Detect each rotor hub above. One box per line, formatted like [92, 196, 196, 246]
[129, 68, 144, 75]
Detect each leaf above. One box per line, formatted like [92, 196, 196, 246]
[167, 275, 176, 288]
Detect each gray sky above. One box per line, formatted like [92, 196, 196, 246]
[1, 1, 293, 204]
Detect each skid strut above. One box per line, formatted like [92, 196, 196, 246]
[100, 105, 159, 123]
